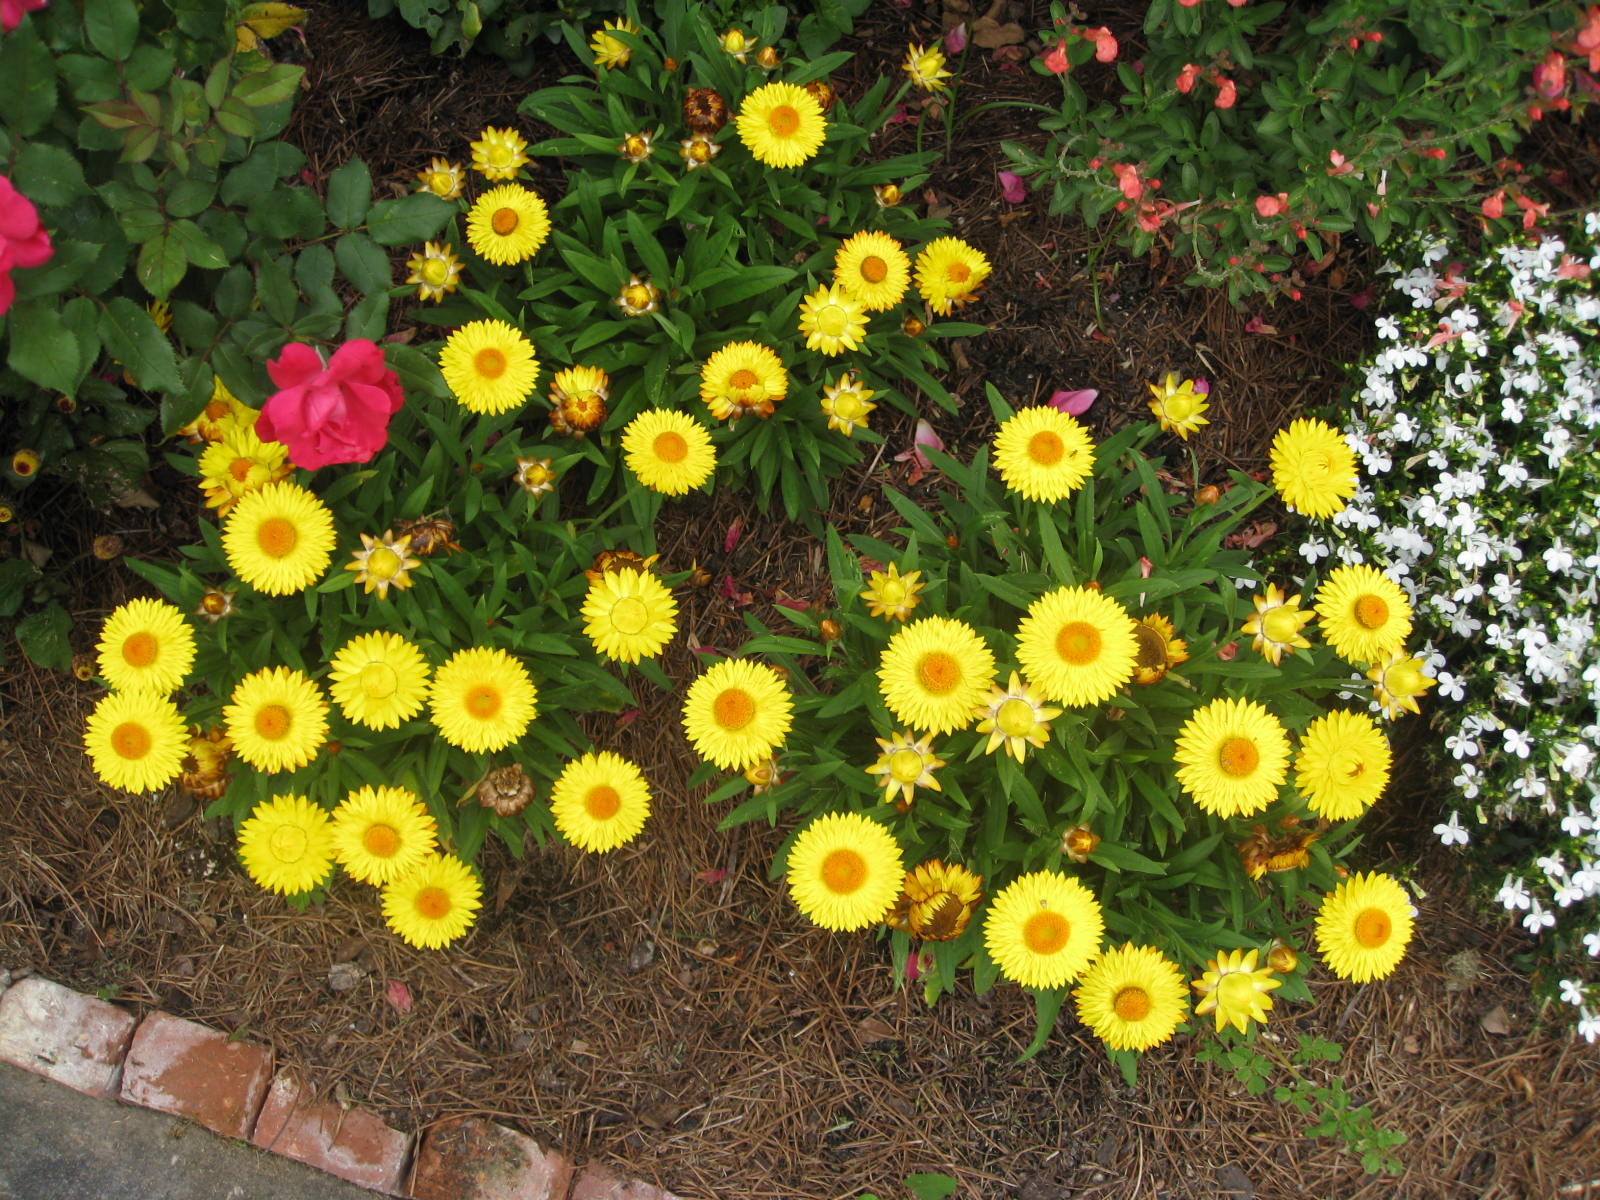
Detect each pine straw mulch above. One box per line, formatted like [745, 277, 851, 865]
[5, 1, 1600, 1197]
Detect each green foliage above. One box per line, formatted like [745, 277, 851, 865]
[724, 383, 1375, 1045]
[1200, 1033, 1405, 1175]
[1002, 0, 1588, 303]
[859, 1173, 959, 1200]
[422, 0, 969, 526]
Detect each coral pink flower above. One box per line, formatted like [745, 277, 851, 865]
[1176, 63, 1200, 93]
[1, 0, 47, 33]
[257, 340, 406, 470]
[1327, 149, 1355, 176]
[1532, 50, 1567, 98]
[1089, 27, 1117, 62]
[1110, 162, 1144, 201]
[1515, 193, 1550, 229]
[1214, 78, 1237, 108]
[0, 175, 53, 317]
[1577, 6, 1600, 71]
[1042, 37, 1069, 74]
[1254, 193, 1288, 218]
[1481, 190, 1506, 219]
[1177, 0, 1202, 6]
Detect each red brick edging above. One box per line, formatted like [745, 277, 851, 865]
[0, 973, 692, 1200]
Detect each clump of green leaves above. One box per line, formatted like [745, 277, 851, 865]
[1003, 0, 1589, 302]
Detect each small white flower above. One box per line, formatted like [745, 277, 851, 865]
[1522, 900, 1556, 934]
[1562, 804, 1597, 837]
[1561, 978, 1588, 1006]
[1496, 874, 1531, 910]
[1503, 728, 1534, 758]
[1433, 811, 1470, 846]
[1375, 315, 1400, 339]
[1584, 929, 1600, 958]
[1579, 1008, 1600, 1044]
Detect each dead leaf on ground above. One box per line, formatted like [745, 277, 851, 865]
[971, 16, 1025, 47]
[1479, 1003, 1510, 1035]
[857, 1016, 898, 1044]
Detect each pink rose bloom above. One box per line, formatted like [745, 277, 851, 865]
[0, 175, 53, 317]
[257, 340, 405, 471]
[1, 0, 47, 33]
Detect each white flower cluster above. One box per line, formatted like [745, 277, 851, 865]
[1313, 213, 1600, 1036]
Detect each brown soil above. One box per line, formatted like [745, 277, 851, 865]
[5, 2, 1599, 1199]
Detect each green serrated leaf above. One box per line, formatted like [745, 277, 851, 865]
[99, 296, 183, 392]
[137, 230, 188, 298]
[5, 302, 81, 394]
[325, 157, 372, 230]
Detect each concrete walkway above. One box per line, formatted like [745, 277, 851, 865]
[0, 1062, 385, 1200]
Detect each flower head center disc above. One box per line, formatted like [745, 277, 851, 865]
[1113, 986, 1152, 1021]
[255, 703, 292, 741]
[1022, 909, 1069, 955]
[111, 721, 151, 759]
[888, 748, 925, 782]
[821, 848, 867, 894]
[122, 631, 159, 668]
[258, 516, 298, 559]
[1262, 607, 1303, 643]
[1216, 971, 1259, 1008]
[361, 663, 399, 699]
[269, 825, 309, 864]
[229, 458, 254, 482]
[585, 785, 621, 820]
[415, 886, 451, 920]
[877, 579, 907, 606]
[422, 258, 451, 286]
[1353, 594, 1389, 629]
[623, 285, 654, 310]
[859, 255, 888, 283]
[474, 348, 508, 379]
[1218, 736, 1259, 777]
[768, 105, 801, 137]
[996, 698, 1037, 737]
[366, 548, 402, 580]
[363, 823, 400, 858]
[728, 368, 759, 393]
[816, 304, 849, 337]
[1354, 907, 1392, 948]
[833, 390, 866, 420]
[1055, 621, 1101, 665]
[1027, 431, 1065, 465]
[653, 431, 689, 463]
[1133, 623, 1168, 669]
[917, 651, 961, 695]
[713, 687, 755, 730]
[946, 262, 971, 284]
[1304, 451, 1333, 478]
[610, 596, 650, 635]
[491, 207, 519, 236]
[466, 685, 502, 719]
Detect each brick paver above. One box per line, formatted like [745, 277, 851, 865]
[120, 1009, 274, 1140]
[0, 975, 138, 1097]
[570, 1163, 692, 1200]
[407, 1117, 573, 1200]
[252, 1072, 413, 1194]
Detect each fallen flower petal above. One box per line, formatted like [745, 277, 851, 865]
[998, 171, 1027, 204]
[1047, 388, 1098, 416]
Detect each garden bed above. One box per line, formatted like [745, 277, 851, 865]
[3, 1, 1599, 1197]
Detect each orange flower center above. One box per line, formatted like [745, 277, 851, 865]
[122, 631, 159, 668]
[229, 457, 254, 482]
[1218, 736, 1259, 777]
[1354, 907, 1392, 948]
[946, 262, 971, 284]
[491, 207, 519, 236]
[916, 650, 961, 695]
[859, 255, 888, 283]
[728, 368, 759, 392]
[415, 886, 451, 920]
[466, 685, 502, 719]
[767, 104, 801, 136]
[584, 784, 622, 820]
[713, 687, 755, 730]
[474, 348, 508, 379]
[1113, 986, 1152, 1021]
[653, 431, 689, 463]
[1353, 594, 1389, 629]
[255, 704, 292, 741]
[363, 823, 401, 858]
[1028, 431, 1065, 465]
[1055, 621, 1101, 665]
[111, 721, 152, 759]
[257, 516, 298, 559]
[1022, 909, 1070, 955]
[821, 848, 867, 894]
[609, 596, 649, 636]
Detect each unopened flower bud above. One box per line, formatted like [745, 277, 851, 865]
[1195, 484, 1221, 505]
[1061, 823, 1100, 863]
[1267, 939, 1299, 974]
[756, 45, 780, 70]
[92, 535, 125, 560]
[819, 618, 842, 642]
[901, 315, 925, 337]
